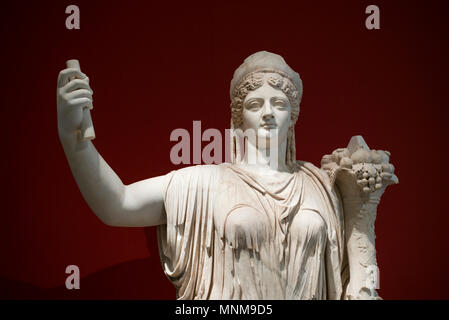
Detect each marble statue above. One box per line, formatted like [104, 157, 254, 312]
[57, 51, 398, 300]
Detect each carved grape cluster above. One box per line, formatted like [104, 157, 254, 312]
[355, 165, 383, 193]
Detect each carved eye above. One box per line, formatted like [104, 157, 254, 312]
[245, 99, 262, 110]
[273, 99, 288, 109]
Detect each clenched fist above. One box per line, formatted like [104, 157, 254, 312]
[57, 66, 93, 137]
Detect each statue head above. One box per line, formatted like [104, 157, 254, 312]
[229, 51, 303, 167]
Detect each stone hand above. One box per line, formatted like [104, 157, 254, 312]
[56, 60, 168, 228]
[57, 63, 94, 138]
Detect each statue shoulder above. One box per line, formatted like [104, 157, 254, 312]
[167, 164, 224, 184]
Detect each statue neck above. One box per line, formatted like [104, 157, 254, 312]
[241, 138, 289, 173]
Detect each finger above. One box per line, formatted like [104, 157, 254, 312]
[57, 68, 86, 88]
[68, 97, 93, 109]
[66, 89, 93, 101]
[57, 68, 87, 88]
[63, 78, 92, 94]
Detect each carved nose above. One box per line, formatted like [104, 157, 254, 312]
[262, 102, 274, 119]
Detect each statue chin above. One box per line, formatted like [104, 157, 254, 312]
[254, 128, 285, 149]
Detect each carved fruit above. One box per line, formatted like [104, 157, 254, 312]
[377, 150, 390, 163]
[357, 179, 368, 187]
[351, 149, 372, 164]
[371, 150, 382, 164]
[381, 163, 395, 174]
[340, 157, 353, 169]
[380, 172, 392, 179]
[321, 155, 334, 166]
[332, 148, 349, 164]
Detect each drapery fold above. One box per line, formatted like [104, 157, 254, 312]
[157, 162, 347, 300]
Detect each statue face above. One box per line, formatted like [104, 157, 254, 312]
[240, 80, 292, 148]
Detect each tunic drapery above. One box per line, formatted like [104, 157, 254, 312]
[157, 162, 348, 299]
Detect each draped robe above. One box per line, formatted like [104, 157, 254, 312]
[157, 161, 348, 299]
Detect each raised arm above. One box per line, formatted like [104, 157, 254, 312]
[57, 64, 167, 227]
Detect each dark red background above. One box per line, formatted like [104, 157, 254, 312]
[0, 0, 448, 299]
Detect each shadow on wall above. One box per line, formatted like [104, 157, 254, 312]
[0, 228, 176, 299]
